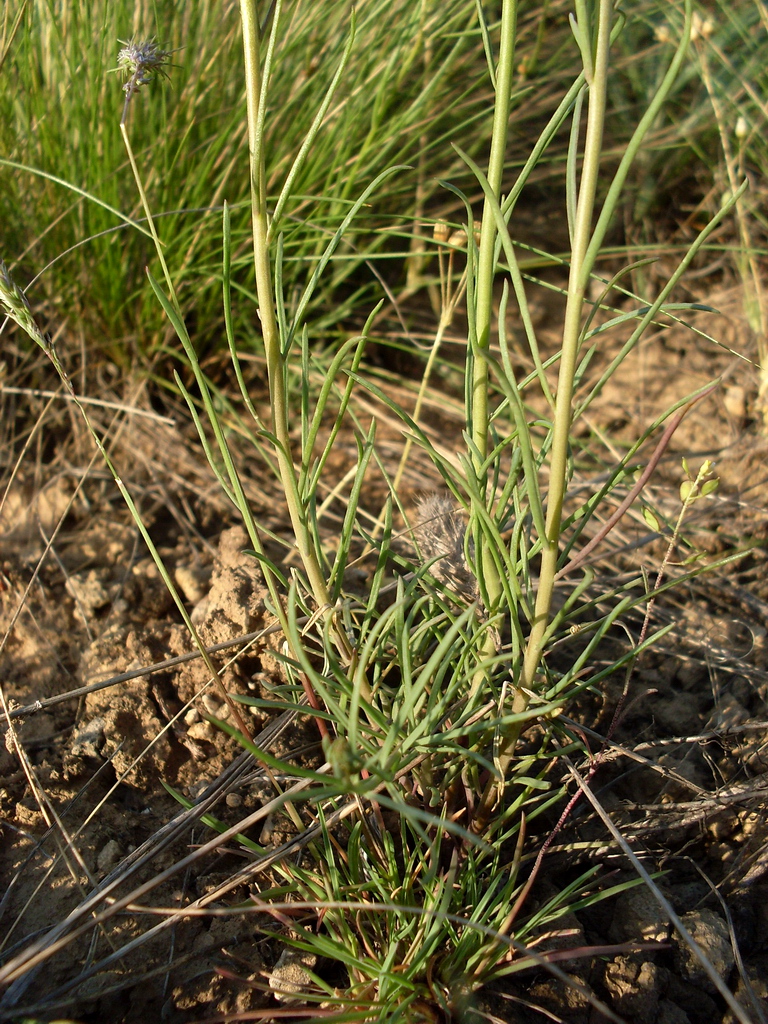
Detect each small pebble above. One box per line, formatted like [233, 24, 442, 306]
[97, 839, 122, 874]
[175, 565, 208, 604]
[201, 694, 220, 716]
[269, 948, 318, 1002]
[723, 385, 746, 424]
[187, 721, 216, 742]
[672, 909, 734, 992]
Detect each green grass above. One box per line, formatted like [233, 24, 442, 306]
[0, 0, 765, 1021]
[3, 0, 765, 364]
[0, 0, 494, 359]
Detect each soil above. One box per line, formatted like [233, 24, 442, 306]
[1, 268, 768, 1023]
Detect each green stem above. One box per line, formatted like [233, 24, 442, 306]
[119, 123, 179, 315]
[476, 0, 613, 823]
[471, 0, 517, 469]
[528, 0, 612, 639]
[239, 0, 348, 657]
[468, 0, 517, 687]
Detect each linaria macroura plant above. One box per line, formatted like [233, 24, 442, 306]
[0, 2, 754, 1020]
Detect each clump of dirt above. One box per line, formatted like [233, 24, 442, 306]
[71, 525, 276, 792]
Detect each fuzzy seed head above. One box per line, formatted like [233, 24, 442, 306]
[116, 38, 172, 99]
[413, 494, 478, 603]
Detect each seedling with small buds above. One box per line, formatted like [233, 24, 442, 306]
[680, 457, 720, 505]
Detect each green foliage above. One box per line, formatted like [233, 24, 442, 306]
[0, 0, 492, 358]
[4, 0, 763, 364]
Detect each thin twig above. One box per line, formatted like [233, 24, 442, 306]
[556, 382, 719, 579]
[0, 386, 176, 425]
